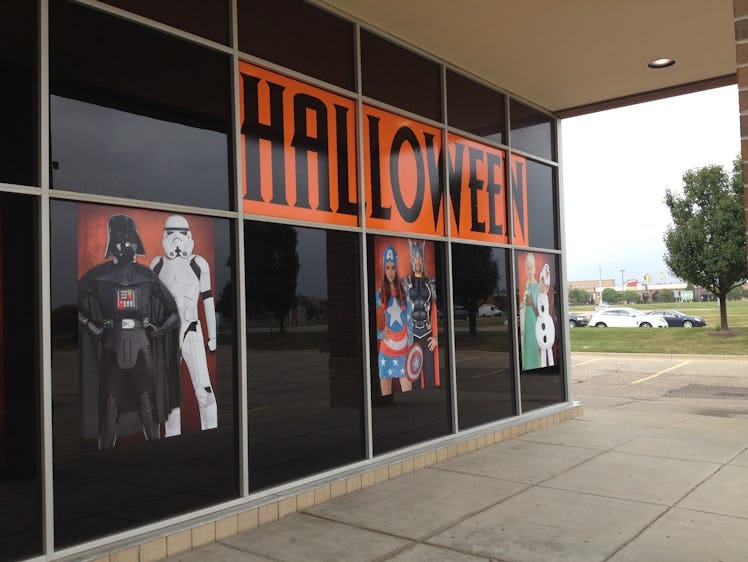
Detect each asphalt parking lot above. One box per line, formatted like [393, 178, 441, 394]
[571, 352, 748, 417]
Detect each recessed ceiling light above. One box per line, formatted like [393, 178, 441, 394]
[648, 58, 676, 69]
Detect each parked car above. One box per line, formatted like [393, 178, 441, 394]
[646, 309, 706, 328]
[453, 305, 469, 320]
[568, 311, 589, 328]
[588, 307, 668, 328]
[478, 304, 503, 317]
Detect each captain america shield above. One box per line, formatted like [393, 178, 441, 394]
[405, 345, 424, 382]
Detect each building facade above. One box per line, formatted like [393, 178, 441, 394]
[1, 1, 744, 561]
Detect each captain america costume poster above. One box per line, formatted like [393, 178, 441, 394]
[76, 203, 218, 447]
[372, 235, 440, 396]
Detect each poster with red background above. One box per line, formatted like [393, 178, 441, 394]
[77, 204, 217, 436]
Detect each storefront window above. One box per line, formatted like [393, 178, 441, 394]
[515, 250, 565, 411]
[511, 155, 558, 250]
[361, 30, 442, 122]
[49, 0, 233, 209]
[0, 193, 41, 562]
[452, 243, 515, 429]
[238, 0, 355, 91]
[99, 0, 231, 45]
[509, 99, 555, 161]
[0, 0, 37, 187]
[50, 200, 238, 547]
[245, 222, 365, 490]
[447, 70, 505, 145]
[368, 235, 452, 454]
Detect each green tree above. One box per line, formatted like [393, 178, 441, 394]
[657, 288, 674, 303]
[451, 244, 500, 335]
[601, 288, 620, 304]
[568, 287, 590, 305]
[621, 289, 640, 304]
[663, 157, 747, 330]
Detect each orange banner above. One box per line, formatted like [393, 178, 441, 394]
[447, 133, 508, 243]
[510, 154, 529, 246]
[363, 105, 444, 236]
[239, 62, 358, 227]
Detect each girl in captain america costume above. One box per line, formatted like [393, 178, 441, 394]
[375, 245, 413, 396]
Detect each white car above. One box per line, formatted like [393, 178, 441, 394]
[588, 307, 668, 328]
[478, 304, 503, 317]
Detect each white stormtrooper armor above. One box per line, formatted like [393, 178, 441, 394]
[535, 263, 556, 367]
[150, 215, 217, 435]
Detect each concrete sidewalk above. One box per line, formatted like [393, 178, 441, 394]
[163, 399, 748, 562]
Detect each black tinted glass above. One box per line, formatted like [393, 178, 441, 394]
[447, 70, 505, 145]
[361, 30, 442, 122]
[50, 0, 233, 209]
[0, 193, 42, 562]
[515, 251, 564, 411]
[50, 200, 238, 547]
[451, 244, 515, 429]
[510, 99, 554, 160]
[238, 0, 355, 91]
[98, 0, 230, 45]
[526, 158, 557, 249]
[368, 235, 452, 454]
[245, 222, 365, 490]
[0, 0, 37, 186]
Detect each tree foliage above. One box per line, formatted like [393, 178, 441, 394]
[663, 157, 747, 329]
[451, 244, 500, 335]
[568, 288, 590, 305]
[621, 289, 640, 304]
[601, 288, 620, 304]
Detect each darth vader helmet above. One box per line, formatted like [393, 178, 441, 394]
[105, 214, 145, 263]
[162, 215, 194, 259]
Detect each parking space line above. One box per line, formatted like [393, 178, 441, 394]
[631, 360, 692, 384]
[573, 358, 603, 367]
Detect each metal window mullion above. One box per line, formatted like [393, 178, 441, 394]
[354, 22, 374, 461]
[441, 64, 459, 435]
[555, 118, 573, 404]
[229, 0, 250, 498]
[39, 0, 55, 555]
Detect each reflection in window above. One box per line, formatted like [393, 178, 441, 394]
[245, 222, 365, 490]
[510, 99, 555, 161]
[451, 243, 515, 429]
[50, 0, 232, 208]
[447, 70, 505, 145]
[0, 0, 37, 186]
[50, 200, 238, 548]
[0, 193, 41, 562]
[525, 159, 558, 250]
[368, 235, 452, 455]
[515, 251, 564, 412]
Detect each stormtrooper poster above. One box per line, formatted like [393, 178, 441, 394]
[371, 235, 440, 396]
[516, 250, 558, 371]
[76, 204, 219, 448]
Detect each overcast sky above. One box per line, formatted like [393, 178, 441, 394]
[560, 85, 740, 286]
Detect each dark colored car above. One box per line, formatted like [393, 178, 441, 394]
[645, 309, 706, 328]
[453, 306, 469, 320]
[568, 312, 589, 328]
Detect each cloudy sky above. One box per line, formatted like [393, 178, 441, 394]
[560, 85, 740, 285]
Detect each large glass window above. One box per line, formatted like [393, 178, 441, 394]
[0, 0, 37, 186]
[99, 0, 231, 45]
[511, 155, 558, 250]
[361, 30, 442, 122]
[451, 243, 515, 429]
[49, 0, 233, 209]
[515, 250, 564, 412]
[368, 235, 452, 454]
[0, 193, 41, 562]
[238, 0, 355, 91]
[509, 99, 555, 161]
[245, 222, 365, 490]
[447, 70, 505, 145]
[50, 200, 238, 548]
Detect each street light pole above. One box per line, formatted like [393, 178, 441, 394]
[620, 269, 625, 291]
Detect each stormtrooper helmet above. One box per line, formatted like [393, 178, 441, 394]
[105, 214, 145, 263]
[162, 215, 194, 259]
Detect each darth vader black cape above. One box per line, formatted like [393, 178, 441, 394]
[78, 261, 182, 442]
